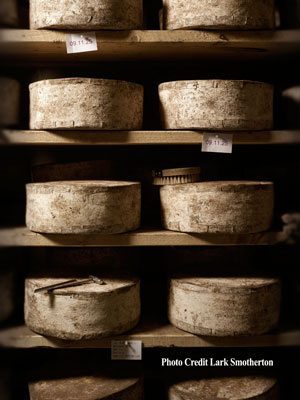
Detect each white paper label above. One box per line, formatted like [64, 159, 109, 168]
[202, 133, 233, 154]
[66, 32, 98, 54]
[111, 340, 142, 360]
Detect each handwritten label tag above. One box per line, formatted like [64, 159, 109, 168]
[111, 340, 142, 360]
[66, 32, 98, 54]
[202, 133, 233, 154]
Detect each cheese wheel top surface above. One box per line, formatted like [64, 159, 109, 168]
[29, 78, 142, 90]
[27, 181, 140, 190]
[172, 277, 279, 291]
[29, 375, 141, 400]
[161, 181, 273, 192]
[28, 277, 138, 295]
[159, 79, 273, 90]
[171, 376, 277, 400]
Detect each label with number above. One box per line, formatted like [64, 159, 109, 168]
[202, 133, 233, 154]
[111, 340, 142, 360]
[66, 32, 98, 54]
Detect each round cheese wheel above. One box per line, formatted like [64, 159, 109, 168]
[160, 181, 274, 234]
[25, 277, 141, 340]
[168, 376, 278, 400]
[29, 78, 144, 130]
[0, 0, 18, 27]
[162, 0, 275, 30]
[29, 375, 143, 400]
[159, 80, 273, 131]
[30, 0, 143, 30]
[0, 78, 20, 127]
[26, 181, 141, 234]
[282, 86, 300, 128]
[168, 277, 281, 336]
[0, 270, 14, 322]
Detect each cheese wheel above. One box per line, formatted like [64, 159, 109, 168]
[29, 375, 143, 400]
[0, 78, 20, 127]
[160, 181, 274, 234]
[282, 86, 300, 128]
[159, 80, 273, 131]
[30, 78, 144, 130]
[31, 160, 114, 182]
[26, 181, 141, 234]
[0, 0, 18, 27]
[25, 277, 141, 340]
[162, 0, 275, 30]
[169, 377, 278, 400]
[168, 277, 281, 336]
[30, 0, 143, 30]
[0, 270, 14, 322]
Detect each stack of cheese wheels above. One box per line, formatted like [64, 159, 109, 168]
[26, 181, 141, 234]
[0, 78, 20, 127]
[282, 86, 300, 128]
[30, 78, 144, 130]
[168, 277, 281, 336]
[29, 375, 143, 400]
[31, 160, 114, 182]
[0, 0, 18, 27]
[168, 377, 278, 400]
[30, 0, 143, 29]
[0, 270, 14, 322]
[25, 276, 141, 340]
[162, 0, 275, 30]
[160, 181, 274, 234]
[159, 80, 273, 131]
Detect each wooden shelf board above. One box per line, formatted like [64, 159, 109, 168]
[1, 29, 300, 62]
[0, 227, 285, 247]
[1, 130, 300, 146]
[0, 323, 298, 349]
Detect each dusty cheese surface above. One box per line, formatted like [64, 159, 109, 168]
[29, 375, 143, 400]
[25, 277, 141, 340]
[30, 78, 144, 130]
[162, 0, 274, 30]
[168, 276, 281, 336]
[169, 376, 278, 400]
[159, 80, 273, 130]
[30, 0, 143, 29]
[26, 181, 141, 234]
[160, 181, 274, 234]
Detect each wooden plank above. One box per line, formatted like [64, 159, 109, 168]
[0, 324, 298, 348]
[1, 130, 300, 146]
[0, 29, 300, 62]
[0, 226, 285, 247]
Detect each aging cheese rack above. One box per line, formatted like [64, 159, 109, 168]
[0, 28, 300, 351]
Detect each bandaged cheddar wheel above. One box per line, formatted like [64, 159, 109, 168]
[30, 78, 144, 130]
[25, 277, 141, 340]
[168, 277, 281, 336]
[30, 0, 143, 30]
[159, 80, 273, 131]
[160, 181, 274, 234]
[26, 181, 141, 234]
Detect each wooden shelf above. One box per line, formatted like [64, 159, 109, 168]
[0, 227, 285, 247]
[1, 130, 300, 146]
[0, 323, 298, 349]
[1, 29, 300, 62]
